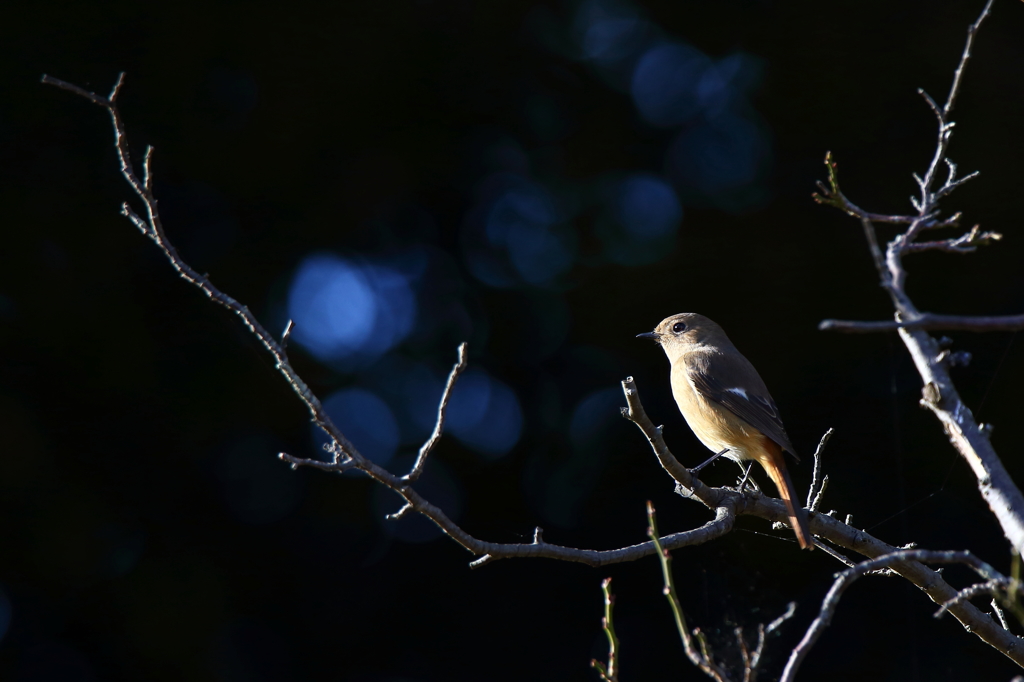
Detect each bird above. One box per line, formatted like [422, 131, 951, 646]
[638, 312, 814, 550]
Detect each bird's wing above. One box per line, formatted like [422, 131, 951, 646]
[687, 351, 798, 459]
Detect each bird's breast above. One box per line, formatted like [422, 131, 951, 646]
[669, 362, 763, 461]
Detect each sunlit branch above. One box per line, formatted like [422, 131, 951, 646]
[781, 549, 1016, 682]
[813, 0, 1024, 561]
[648, 501, 729, 682]
[590, 577, 620, 682]
[402, 341, 468, 482]
[806, 428, 833, 511]
[820, 312, 1024, 333]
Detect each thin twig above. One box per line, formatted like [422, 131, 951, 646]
[820, 312, 1024, 333]
[806, 428, 834, 510]
[810, 476, 829, 516]
[812, 539, 857, 568]
[280, 319, 294, 350]
[590, 578, 620, 682]
[621, 376, 695, 493]
[648, 501, 730, 682]
[746, 602, 797, 682]
[902, 224, 1002, 254]
[935, 579, 1010, 618]
[993, 598, 1011, 631]
[908, 0, 994, 240]
[403, 342, 469, 482]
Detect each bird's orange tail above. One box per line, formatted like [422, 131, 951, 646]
[757, 440, 814, 550]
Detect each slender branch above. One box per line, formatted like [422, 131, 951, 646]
[994, 598, 1012, 631]
[621, 376, 697, 495]
[812, 154, 919, 226]
[944, 0, 995, 117]
[810, 477, 829, 516]
[746, 602, 797, 681]
[806, 428, 834, 510]
[590, 578, 620, 682]
[902, 224, 1002, 254]
[41, 73, 367, 464]
[280, 319, 294, 349]
[781, 549, 1019, 682]
[935, 578, 1010, 618]
[820, 312, 1024, 333]
[899, 324, 1024, 557]
[812, 538, 856, 567]
[402, 342, 468, 482]
[908, 0, 993, 239]
[649, 502, 730, 682]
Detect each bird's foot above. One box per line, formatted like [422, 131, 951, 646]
[734, 461, 754, 493]
[689, 447, 731, 475]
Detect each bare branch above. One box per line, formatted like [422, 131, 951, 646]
[621, 376, 704, 498]
[283, 442, 735, 567]
[911, 0, 993, 231]
[935, 579, 1010, 619]
[590, 578, 620, 682]
[902, 224, 1002, 254]
[403, 342, 469, 482]
[42, 73, 368, 465]
[820, 312, 1024, 333]
[812, 153, 919, 226]
[766, 601, 798, 636]
[944, 0, 995, 117]
[781, 549, 1019, 682]
[280, 319, 294, 350]
[812, 539, 856, 568]
[994, 599, 1011, 631]
[41, 74, 113, 106]
[806, 428, 834, 510]
[649, 501, 730, 682]
[918, 87, 943, 120]
[386, 503, 414, 521]
[746, 602, 797, 682]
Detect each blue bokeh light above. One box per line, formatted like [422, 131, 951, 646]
[408, 367, 522, 458]
[464, 174, 576, 288]
[667, 111, 769, 198]
[583, 18, 650, 65]
[569, 387, 625, 451]
[572, 0, 656, 91]
[317, 388, 400, 467]
[616, 174, 682, 240]
[596, 173, 682, 265]
[287, 253, 416, 363]
[631, 42, 722, 127]
[450, 371, 523, 458]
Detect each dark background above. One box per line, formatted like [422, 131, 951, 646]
[3, 0, 1024, 680]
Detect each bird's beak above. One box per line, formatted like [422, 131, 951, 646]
[636, 331, 661, 341]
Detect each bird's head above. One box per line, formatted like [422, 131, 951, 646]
[637, 313, 733, 360]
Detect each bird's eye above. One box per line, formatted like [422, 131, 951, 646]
[672, 322, 687, 333]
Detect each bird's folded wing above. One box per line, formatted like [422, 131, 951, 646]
[687, 353, 798, 459]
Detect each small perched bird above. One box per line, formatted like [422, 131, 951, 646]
[638, 313, 813, 550]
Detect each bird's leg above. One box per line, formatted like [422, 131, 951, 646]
[690, 448, 730, 474]
[735, 461, 754, 492]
